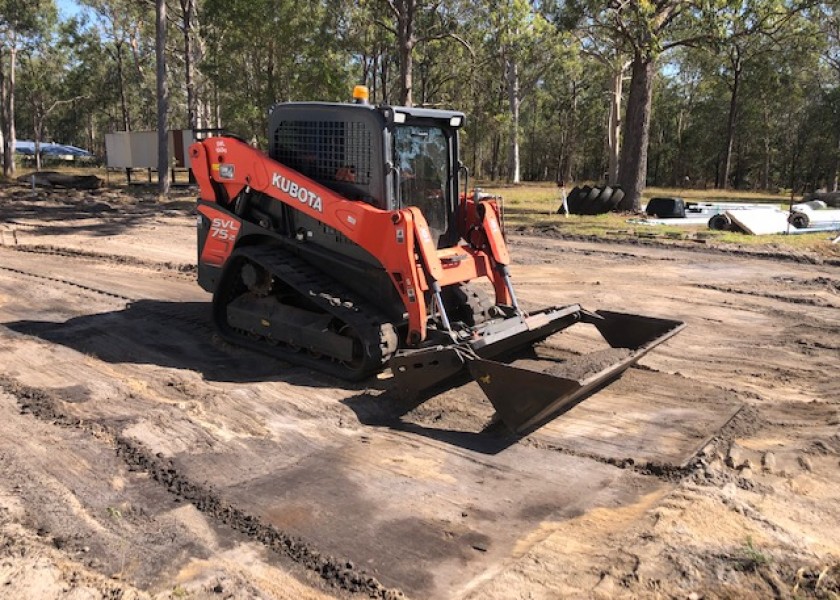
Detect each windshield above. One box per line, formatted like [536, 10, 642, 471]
[393, 125, 449, 243]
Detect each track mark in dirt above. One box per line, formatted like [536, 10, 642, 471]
[509, 239, 673, 264]
[772, 275, 840, 292]
[0, 260, 216, 349]
[515, 227, 840, 266]
[2, 243, 196, 275]
[0, 264, 134, 302]
[0, 375, 405, 599]
[693, 283, 839, 307]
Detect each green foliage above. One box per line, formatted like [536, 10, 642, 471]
[201, 0, 352, 141]
[740, 535, 772, 570]
[2, 0, 837, 193]
[0, 0, 57, 38]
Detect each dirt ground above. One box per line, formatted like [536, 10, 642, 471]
[0, 184, 838, 599]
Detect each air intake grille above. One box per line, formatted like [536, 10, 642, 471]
[271, 120, 371, 185]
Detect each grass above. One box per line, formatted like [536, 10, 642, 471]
[481, 181, 840, 257]
[7, 166, 838, 257]
[739, 536, 772, 571]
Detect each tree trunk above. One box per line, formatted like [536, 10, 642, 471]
[88, 114, 95, 155]
[369, 52, 378, 102]
[116, 43, 130, 131]
[831, 131, 840, 192]
[761, 101, 772, 191]
[721, 52, 741, 190]
[506, 56, 521, 184]
[561, 80, 578, 183]
[490, 133, 500, 180]
[0, 47, 6, 177]
[3, 41, 18, 177]
[396, 0, 415, 106]
[34, 112, 42, 172]
[379, 54, 388, 104]
[672, 109, 686, 186]
[156, 0, 170, 195]
[181, 0, 197, 129]
[607, 64, 625, 185]
[618, 53, 655, 211]
[214, 75, 220, 129]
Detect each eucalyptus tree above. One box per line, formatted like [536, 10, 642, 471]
[343, 1, 397, 103]
[818, 2, 840, 190]
[81, 0, 156, 131]
[0, 0, 56, 177]
[652, 31, 821, 191]
[174, 0, 200, 130]
[17, 20, 86, 170]
[374, 0, 472, 106]
[486, 0, 563, 183]
[56, 17, 116, 152]
[155, 0, 168, 194]
[709, 0, 815, 189]
[558, 0, 726, 209]
[563, 13, 631, 185]
[201, 0, 352, 141]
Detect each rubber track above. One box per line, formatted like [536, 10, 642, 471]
[0, 258, 392, 379]
[217, 245, 399, 380]
[458, 283, 496, 326]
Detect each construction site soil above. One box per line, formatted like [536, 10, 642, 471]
[0, 184, 837, 599]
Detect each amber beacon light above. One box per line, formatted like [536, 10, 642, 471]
[353, 85, 369, 104]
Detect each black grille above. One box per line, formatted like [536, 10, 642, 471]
[271, 120, 372, 186]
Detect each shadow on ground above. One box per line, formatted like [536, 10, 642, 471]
[4, 298, 534, 453]
[4, 300, 337, 387]
[0, 185, 195, 237]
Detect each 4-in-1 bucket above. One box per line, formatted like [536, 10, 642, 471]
[391, 307, 685, 433]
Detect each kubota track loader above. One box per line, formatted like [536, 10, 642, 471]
[191, 86, 684, 434]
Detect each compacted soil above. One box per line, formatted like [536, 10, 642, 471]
[0, 184, 837, 599]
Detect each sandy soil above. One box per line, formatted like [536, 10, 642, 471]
[0, 184, 838, 599]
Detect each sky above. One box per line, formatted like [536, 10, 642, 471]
[56, 0, 86, 20]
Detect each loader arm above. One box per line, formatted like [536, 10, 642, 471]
[190, 136, 509, 344]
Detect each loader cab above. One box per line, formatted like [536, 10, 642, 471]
[267, 101, 464, 247]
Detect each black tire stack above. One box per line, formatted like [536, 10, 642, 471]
[561, 184, 624, 215]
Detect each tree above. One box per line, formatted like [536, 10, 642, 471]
[156, 0, 169, 194]
[490, 0, 559, 183]
[570, 17, 630, 185]
[81, 0, 156, 131]
[374, 0, 471, 106]
[18, 22, 85, 170]
[711, 0, 812, 189]
[0, 0, 56, 177]
[176, 0, 199, 130]
[202, 0, 352, 139]
[819, 2, 840, 191]
[559, 0, 724, 209]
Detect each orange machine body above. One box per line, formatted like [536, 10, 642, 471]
[191, 136, 510, 344]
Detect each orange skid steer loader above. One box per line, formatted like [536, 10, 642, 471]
[190, 87, 683, 433]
